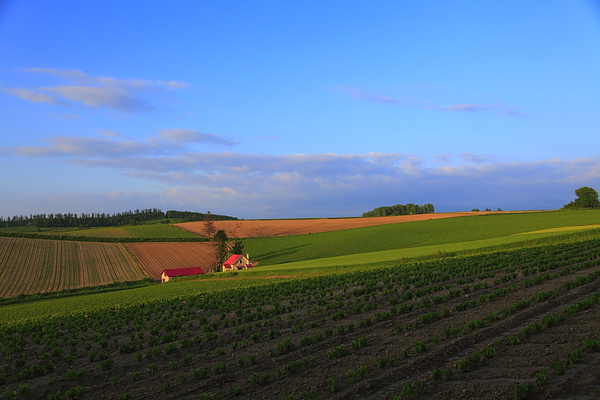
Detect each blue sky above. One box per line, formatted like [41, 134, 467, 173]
[1, 1, 599, 219]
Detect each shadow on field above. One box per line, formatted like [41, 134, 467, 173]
[257, 244, 310, 263]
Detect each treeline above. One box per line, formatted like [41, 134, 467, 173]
[362, 203, 435, 217]
[0, 209, 237, 229]
[164, 210, 238, 222]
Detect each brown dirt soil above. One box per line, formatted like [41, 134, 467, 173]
[174, 212, 515, 238]
[125, 242, 219, 280]
[2, 240, 599, 399]
[0, 237, 144, 297]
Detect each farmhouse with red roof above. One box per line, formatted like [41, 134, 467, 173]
[222, 254, 257, 272]
[161, 267, 205, 283]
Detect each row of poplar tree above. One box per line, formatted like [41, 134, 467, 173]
[0, 209, 237, 228]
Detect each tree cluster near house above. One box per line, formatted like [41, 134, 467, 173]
[362, 203, 434, 217]
[213, 229, 230, 268]
[213, 229, 247, 272]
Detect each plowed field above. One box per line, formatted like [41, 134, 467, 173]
[125, 242, 218, 280]
[175, 212, 502, 238]
[0, 237, 144, 297]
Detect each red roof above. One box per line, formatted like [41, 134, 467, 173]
[223, 254, 243, 266]
[161, 267, 205, 277]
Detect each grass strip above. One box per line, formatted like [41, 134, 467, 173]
[244, 210, 600, 266]
[218, 227, 600, 278]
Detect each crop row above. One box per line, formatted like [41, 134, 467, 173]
[0, 238, 145, 298]
[0, 237, 599, 399]
[427, 288, 600, 400]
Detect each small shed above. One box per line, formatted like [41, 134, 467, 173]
[222, 254, 257, 272]
[161, 267, 205, 283]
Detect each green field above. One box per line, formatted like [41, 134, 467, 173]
[187, 225, 600, 280]
[2, 209, 600, 323]
[5, 212, 599, 325]
[243, 210, 600, 266]
[1, 233, 598, 399]
[0, 278, 282, 325]
[1, 209, 600, 399]
[260, 227, 600, 270]
[46, 224, 202, 238]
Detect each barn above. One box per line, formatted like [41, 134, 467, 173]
[161, 267, 205, 283]
[222, 254, 257, 272]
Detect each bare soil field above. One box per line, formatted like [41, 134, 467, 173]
[0, 237, 144, 297]
[2, 239, 599, 399]
[125, 242, 218, 280]
[175, 212, 506, 238]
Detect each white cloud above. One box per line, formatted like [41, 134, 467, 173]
[443, 104, 491, 112]
[334, 85, 526, 117]
[100, 130, 129, 138]
[459, 152, 492, 164]
[4, 132, 599, 218]
[6, 129, 237, 159]
[5, 68, 187, 115]
[13, 136, 158, 158]
[24, 68, 89, 81]
[44, 85, 153, 113]
[160, 129, 238, 146]
[51, 112, 83, 120]
[5, 88, 69, 106]
[434, 153, 452, 164]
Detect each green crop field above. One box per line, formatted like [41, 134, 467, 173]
[1, 209, 599, 310]
[184, 226, 600, 280]
[266, 228, 600, 269]
[243, 210, 600, 266]
[0, 278, 283, 326]
[5, 225, 599, 325]
[49, 224, 202, 238]
[1, 234, 599, 399]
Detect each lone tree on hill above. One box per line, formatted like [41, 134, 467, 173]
[204, 211, 216, 239]
[563, 186, 600, 209]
